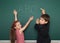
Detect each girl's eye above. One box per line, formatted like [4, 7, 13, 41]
[18, 24, 19, 26]
[18, 25, 19, 26]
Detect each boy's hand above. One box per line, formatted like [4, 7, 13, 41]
[29, 16, 34, 21]
[40, 8, 45, 14]
[13, 10, 17, 15]
[36, 18, 40, 24]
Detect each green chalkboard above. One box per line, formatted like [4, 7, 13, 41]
[0, 0, 60, 40]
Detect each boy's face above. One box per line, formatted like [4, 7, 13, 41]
[39, 17, 48, 24]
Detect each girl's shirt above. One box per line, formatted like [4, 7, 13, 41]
[16, 29, 24, 43]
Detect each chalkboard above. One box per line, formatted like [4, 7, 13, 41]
[0, 0, 60, 40]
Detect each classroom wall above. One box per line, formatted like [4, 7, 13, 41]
[0, 0, 60, 40]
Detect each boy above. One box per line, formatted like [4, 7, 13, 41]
[35, 8, 51, 43]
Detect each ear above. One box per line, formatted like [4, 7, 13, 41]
[45, 21, 48, 24]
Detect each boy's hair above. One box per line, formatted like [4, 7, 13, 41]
[41, 14, 50, 23]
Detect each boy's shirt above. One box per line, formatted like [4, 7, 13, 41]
[34, 23, 50, 38]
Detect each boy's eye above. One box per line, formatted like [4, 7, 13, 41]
[41, 20, 43, 21]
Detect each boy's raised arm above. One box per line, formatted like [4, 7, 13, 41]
[40, 8, 46, 14]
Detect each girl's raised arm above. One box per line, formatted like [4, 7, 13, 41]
[20, 16, 34, 33]
[13, 10, 18, 21]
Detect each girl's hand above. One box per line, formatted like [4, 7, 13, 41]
[13, 10, 18, 21]
[13, 10, 17, 15]
[29, 16, 34, 21]
[36, 18, 40, 24]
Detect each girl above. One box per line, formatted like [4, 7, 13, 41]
[35, 8, 51, 43]
[10, 10, 33, 43]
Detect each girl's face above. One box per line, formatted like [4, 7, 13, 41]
[15, 22, 22, 29]
[39, 17, 47, 24]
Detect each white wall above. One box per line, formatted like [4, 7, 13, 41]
[0, 40, 60, 43]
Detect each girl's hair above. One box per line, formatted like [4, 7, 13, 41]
[41, 14, 50, 23]
[10, 21, 19, 43]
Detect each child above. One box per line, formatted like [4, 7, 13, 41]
[34, 8, 51, 43]
[10, 10, 33, 43]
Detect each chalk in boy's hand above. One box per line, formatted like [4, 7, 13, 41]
[40, 8, 45, 14]
[40, 8, 45, 11]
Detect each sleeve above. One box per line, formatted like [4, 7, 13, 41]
[34, 24, 40, 31]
